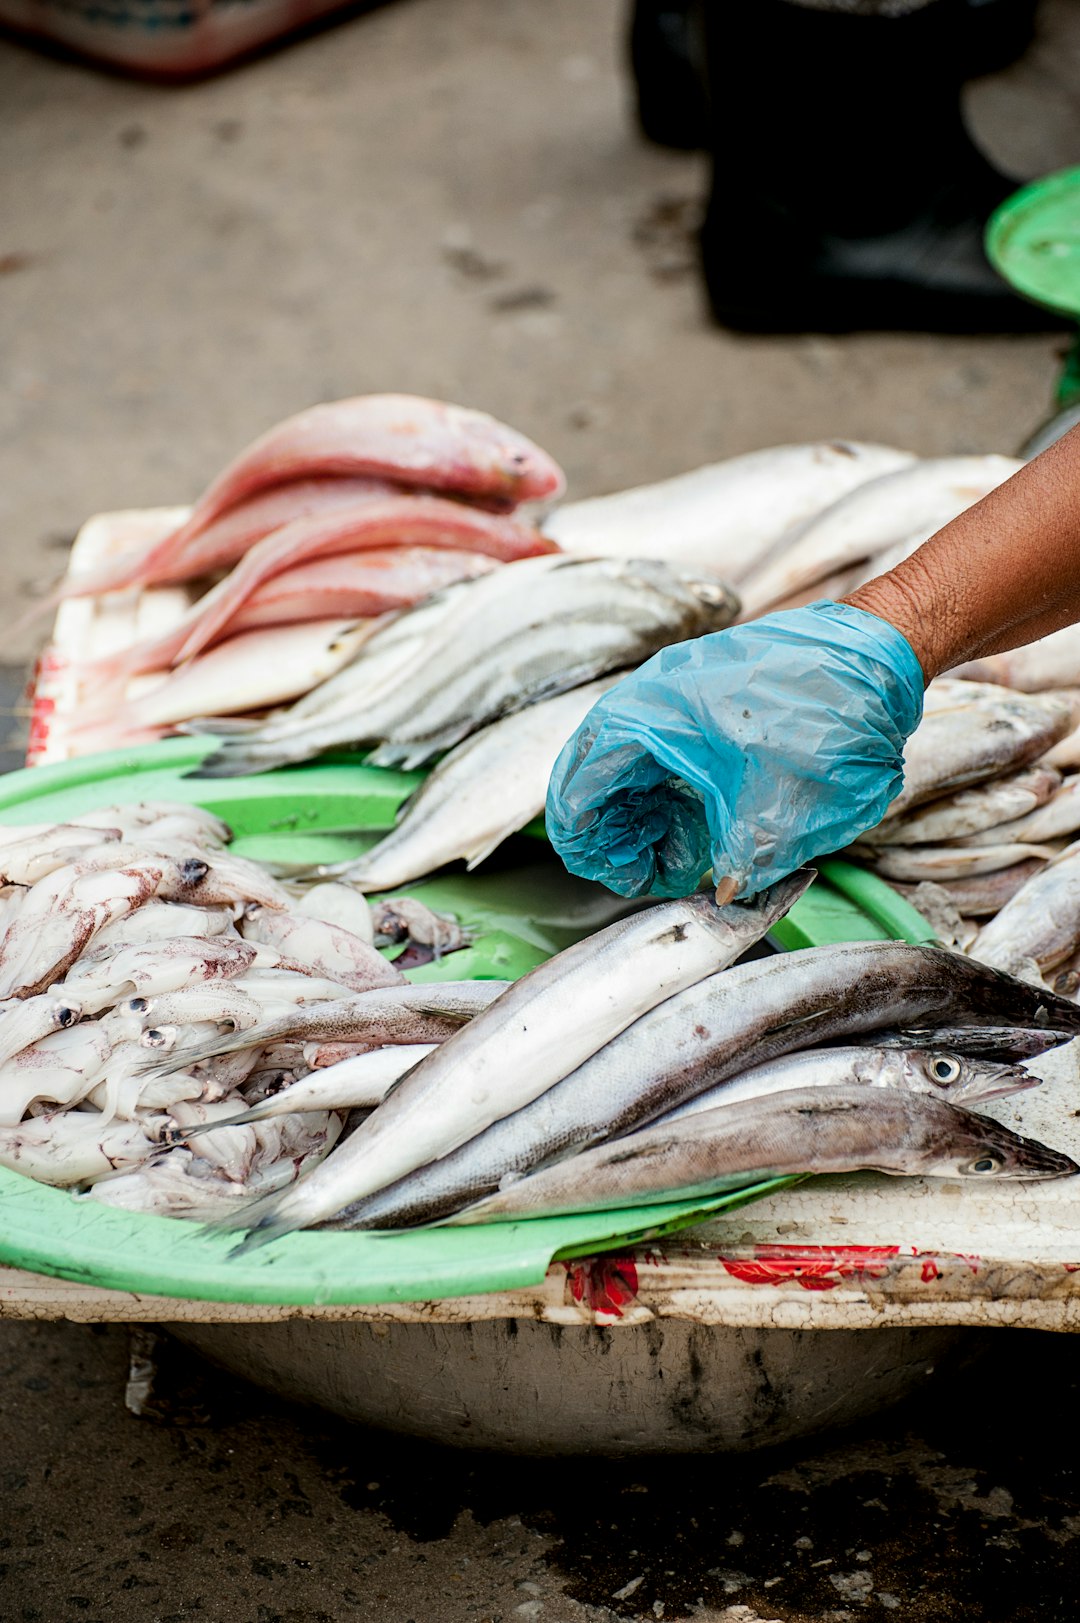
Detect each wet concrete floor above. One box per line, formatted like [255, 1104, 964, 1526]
[0, 1320, 1078, 1622]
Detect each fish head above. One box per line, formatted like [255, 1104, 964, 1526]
[682, 573, 741, 629]
[901, 1050, 1041, 1106]
[927, 1115, 1078, 1181]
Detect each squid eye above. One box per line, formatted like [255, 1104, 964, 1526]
[57, 1006, 78, 1027]
[127, 997, 150, 1015]
[930, 1055, 961, 1085]
[968, 1155, 1002, 1175]
[142, 1028, 169, 1049]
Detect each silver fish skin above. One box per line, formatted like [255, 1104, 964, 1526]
[861, 843, 1056, 883]
[135, 981, 510, 1079]
[959, 776, 1080, 847]
[886, 692, 1074, 819]
[449, 1086, 1077, 1225]
[239, 907, 403, 991]
[867, 766, 1061, 847]
[737, 455, 1021, 619]
[225, 874, 813, 1242]
[543, 442, 915, 580]
[338, 679, 620, 891]
[336, 939, 1080, 1231]
[195, 556, 739, 777]
[652, 1047, 1036, 1122]
[972, 840, 1080, 971]
[870, 1025, 1068, 1060]
[888, 859, 1048, 920]
[174, 1044, 439, 1137]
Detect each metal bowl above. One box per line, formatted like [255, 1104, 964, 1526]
[173, 1319, 967, 1455]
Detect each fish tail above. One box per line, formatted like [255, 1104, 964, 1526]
[187, 744, 294, 779]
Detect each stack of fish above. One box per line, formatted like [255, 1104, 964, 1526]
[47, 395, 566, 748]
[848, 677, 1080, 989]
[0, 800, 507, 1217]
[111, 869, 1076, 1235]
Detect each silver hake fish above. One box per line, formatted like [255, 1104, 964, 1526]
[333, 939, 1080, 1232]
[447, 1087, 1076, 1224]
[222, 873, 814, 1245]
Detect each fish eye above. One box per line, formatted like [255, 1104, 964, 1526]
[930, 1055, 961, 1085]
[968, 1155, 1002, 1175]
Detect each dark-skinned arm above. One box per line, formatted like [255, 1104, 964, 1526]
[842, 424, 1080, 681]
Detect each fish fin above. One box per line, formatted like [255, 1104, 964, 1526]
[226, 1217, 297, 1257]
[186, 746, 292, 779]
[175, 716, 264, 737]
[463, 832, 511, 870]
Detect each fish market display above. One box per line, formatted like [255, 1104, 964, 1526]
[193, 555, 739, 776]
[322, 937, 1078, 1234]
[543, 441, 914, 578]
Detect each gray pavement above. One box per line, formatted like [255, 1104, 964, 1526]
[2, 0, 1080, 1618]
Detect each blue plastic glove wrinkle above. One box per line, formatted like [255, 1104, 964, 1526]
[546, 601, 925, 899]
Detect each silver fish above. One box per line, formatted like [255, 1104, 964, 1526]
[861, 842, 1056, 883]
[335, 940, 1080, 1232]
[887, 691, 1075, 819]
[871, 1025, 1070, 1059]
[195, 556, 739, 777]
[543, 442, 915, 580]
[959, 776, 1080, 847]
[226, 875, 813, 1243]
[868, 766, 1061, 847]
[174, 1043, 438, 1137]
[972, 840, 1080, 971]
[738, 455, 1021, 619]
[450, 1087, 1076, 1224]
[653, 1047, 1036, 1122]
[135, 981, 511, 1079]
[336, 679, 620, 891]
[888, 859, 1049, 919]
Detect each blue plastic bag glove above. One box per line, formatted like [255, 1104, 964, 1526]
[546, 600, 924, 900]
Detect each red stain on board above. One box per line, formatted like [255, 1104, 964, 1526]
[720, 1244, 901, 1292]
[564, 1256, 640, 1316]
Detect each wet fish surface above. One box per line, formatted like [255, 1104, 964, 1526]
[449, 1087, 1076, 1224]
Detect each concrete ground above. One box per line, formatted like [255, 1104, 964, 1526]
[2, 0, 1080, 1618]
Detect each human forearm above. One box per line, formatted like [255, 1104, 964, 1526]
[842, 425, 1080, 681]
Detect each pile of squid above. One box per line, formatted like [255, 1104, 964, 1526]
[0, 801, 494, 1219]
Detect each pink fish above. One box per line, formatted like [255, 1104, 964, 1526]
[81, 547, 500, 688]
[58, 477, 394, 603]
[174, 494, 554, 664]
[153, 394, 564, 555]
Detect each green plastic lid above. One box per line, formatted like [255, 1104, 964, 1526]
[986, 165, 1080, 318]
